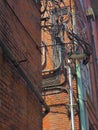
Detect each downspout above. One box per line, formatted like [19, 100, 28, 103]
[76, 61, 86, 130]
[68, 59, 75, 130]
[73, 0, 86, 129]
[0, 39, 50, 118]
[65, 1, 76, 130]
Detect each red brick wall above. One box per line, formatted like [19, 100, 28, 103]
[43, 79, 80, 130]
[42, 0, 98, 129]
[0, 0, 42, 129]
[42, 0, 80, 129]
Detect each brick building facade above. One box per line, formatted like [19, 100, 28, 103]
[0, 0, 98, 130]
[41, 0, 98, 130]
[0, 0, 47, 129]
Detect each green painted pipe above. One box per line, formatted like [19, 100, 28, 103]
[76, 62, 86, 130]
[71, 0, 87, 129]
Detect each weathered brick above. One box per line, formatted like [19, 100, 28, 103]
[0, 0, 42, 129]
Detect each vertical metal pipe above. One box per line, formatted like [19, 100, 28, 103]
[70, 0, 86, 129]
[76, 61, 86, 130]
[68, 0, 75, 129]
[68, 59, 75, 130]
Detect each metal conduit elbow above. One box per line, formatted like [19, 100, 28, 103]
[0, 39, 50, 118]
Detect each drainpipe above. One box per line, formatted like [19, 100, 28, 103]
[68, 59, 75, 130]
[0, 39, 50, 118]
[76, 61, 86, 130]
[72, 0, 86, 129]
[71, 0, 86, 129]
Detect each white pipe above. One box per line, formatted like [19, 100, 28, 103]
[68, 59, 75, 130]
[41, 41, 46, 69]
